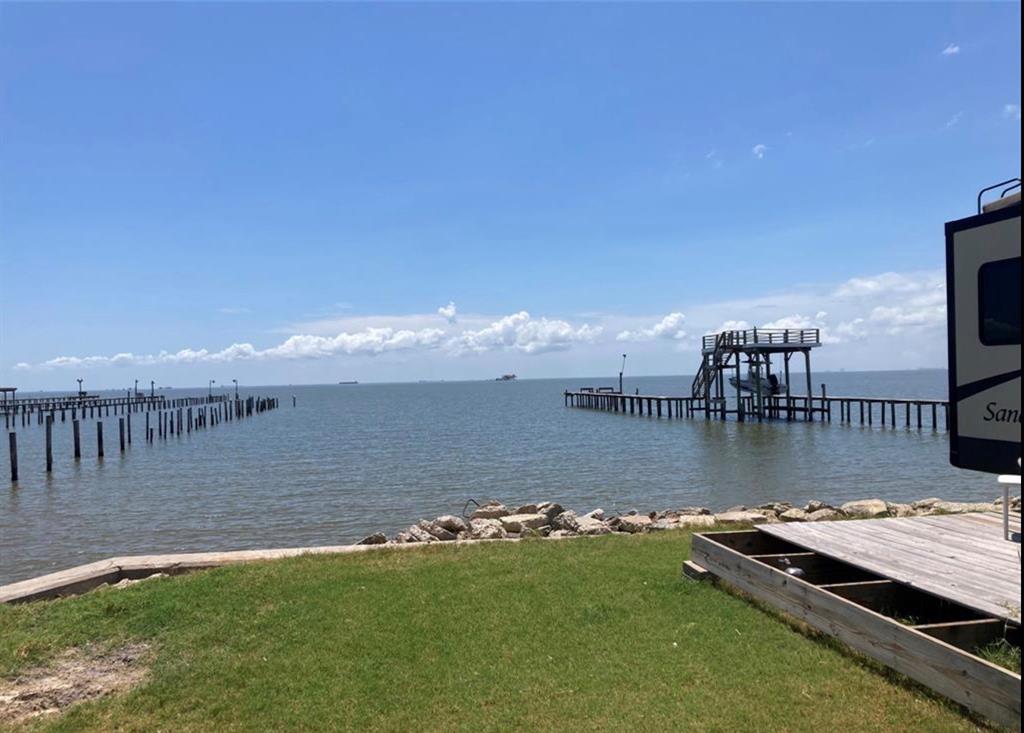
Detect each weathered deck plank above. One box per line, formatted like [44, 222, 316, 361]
[760, 513, 1021, 623]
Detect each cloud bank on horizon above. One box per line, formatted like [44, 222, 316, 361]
[14, 268, 949, 379]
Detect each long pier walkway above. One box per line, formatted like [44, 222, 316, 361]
[564, 388, 949, 430]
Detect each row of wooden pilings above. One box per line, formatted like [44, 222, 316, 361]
[564, 388, 949, 430]
[7, 395, 281, 483]
[6, 395, 172, 429]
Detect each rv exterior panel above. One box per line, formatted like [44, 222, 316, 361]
[945, 201, 1021, 475]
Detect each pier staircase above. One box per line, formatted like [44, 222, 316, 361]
[691, 332, 726, 399]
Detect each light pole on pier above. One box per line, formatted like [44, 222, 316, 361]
[76, 378, 83, 397]
[619, 354, 627, 394]
[232, 379, 238, 399]
[150, 380, 155, 398]
[209, 379, 216, 399]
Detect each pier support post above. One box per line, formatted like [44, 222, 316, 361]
[45, 416, 53, 472]
[97, 422, 104, 458]
[8, 432, 16, 482]
[803, 349, 813, 421]
[735, 355, 744, 422]
[73, 420, 81, 458]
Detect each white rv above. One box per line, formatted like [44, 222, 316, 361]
[945, 181, 1021, 475]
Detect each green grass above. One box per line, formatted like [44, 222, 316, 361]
[977, 640, 1021, 675]
[0, 533, 998, 732]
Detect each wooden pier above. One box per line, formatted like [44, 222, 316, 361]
[4, 392, 282, 482]
[565, 388, 949, 430]
[566, 327, 948, 429]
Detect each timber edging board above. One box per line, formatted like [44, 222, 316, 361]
[0, 538, 529, 605]
[692, 531, 1021, 731]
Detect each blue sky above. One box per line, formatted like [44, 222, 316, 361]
[1, 2, 1020, 389]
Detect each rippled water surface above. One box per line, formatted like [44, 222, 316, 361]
[0, 371, 996, 584]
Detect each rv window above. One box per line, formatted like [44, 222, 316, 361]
[978, 256, 1021, 346]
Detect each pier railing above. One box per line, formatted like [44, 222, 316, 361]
[701, 328, 820, 351]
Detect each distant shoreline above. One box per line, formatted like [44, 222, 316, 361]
[11, 367, 950, 395]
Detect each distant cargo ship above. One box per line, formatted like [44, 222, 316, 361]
[338, 380, 359, 385]
[496, 374, 517, 381]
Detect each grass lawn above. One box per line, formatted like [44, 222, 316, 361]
[0, 532, 998, 732]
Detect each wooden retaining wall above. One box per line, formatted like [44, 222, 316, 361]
[691, 530, 1020, 730]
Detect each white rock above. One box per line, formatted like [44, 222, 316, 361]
[584, 508, 606, 521]
[471, 503, 510, 519]
[434, 515, 469, 533]
[912, 497, 943, 510]
[649, 518, 679, 531]
[548, 529, 577, 539]
[714, 511, 769, 525]
[807, 508, 843, 522]
[618, 515, 653, 533]
[499, 513, 549, 533]
[552, 510, 578, 531]
[779, 508, 808, 522]
[537, 502, 565, 521]
[931, 501, 997, 514]
[676, 515, 715, 529]
[469, 518, 506, 540]
[575, 516, 611, 535]
[405, 525, 435, 543]
[886, 503, 916, 518]
[840, 499, 889, 518]
[420, 520, 457, 541]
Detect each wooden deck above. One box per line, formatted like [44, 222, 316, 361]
[760, 512, 1021, 624]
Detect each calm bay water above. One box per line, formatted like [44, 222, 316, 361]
[0, 370, 996, 584]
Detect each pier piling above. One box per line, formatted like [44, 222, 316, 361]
[9, 432, 17, 482]
[45, 417, 53, 473]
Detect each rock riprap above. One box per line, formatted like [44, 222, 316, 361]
[354, 495, 1019, 546]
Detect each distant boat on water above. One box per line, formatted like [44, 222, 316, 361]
[496, 374, 517, 381]
[338, 380, 359, 385]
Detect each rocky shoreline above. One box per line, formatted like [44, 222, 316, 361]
[357, 495, 1022, 546]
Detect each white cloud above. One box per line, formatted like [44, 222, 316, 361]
[833, 271, 940, 298]
[1004, 104, 1021, 121]
[869, 303, 946, 334]
[706, 320, 752, 335]
[941, 43, 960, 56]
[945, 111, 963, 128]
[831, 270, 946, 336]
[26, 309, 603, 369]
[616, 312, 687, 342]
[705, 149, 717, 160]
[762, 311, 839, 344]
[14, 270, 956, 377]
[752, 144, 768, 159]
[447, 311, 601, 356]
[34, 327, 448, 370]
[834, 318, 868, 341]
[437, 301, 458, 324]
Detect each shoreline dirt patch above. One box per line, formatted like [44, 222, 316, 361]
[0, 642, 150, 725]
